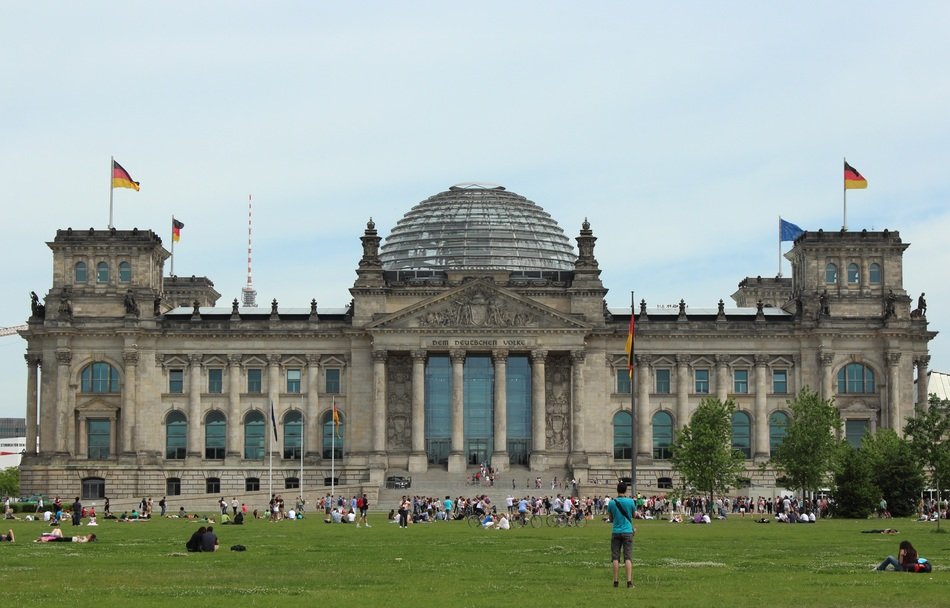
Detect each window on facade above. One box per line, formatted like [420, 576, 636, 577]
[169, 369, 184, 394]
[285, 477, 300, 490]
[286, 369, 301, 394]
[731, 411, 752, 458]
[81, 477, 106, 500]
[118, 261, 132, 283]
[245, 477, 260, 492]
[845, 419, 870, 448]
[204, 411, 226, 459]
[825, 263, 837, 284]
[247, 368, 263, 394]
[769, 411, 790, 454]
[694, 369, 709, 394]
[244, 411, 265, 460]
[772, 369, 788, 394]
[655, 368, 671, 394]
[205, 477, 221, 494]
[165, 411, 187, 459]
[869, 263, 882, 284]
[847, 263, 860, 284]
[612, 411, 632, 460]
[325, 368, 341, 394]
[322, 409, 344, 459]
[837, 363, 875, 394]
[207, 368, 223, 394]
[87, 420, 111, 459]
[166, 477, 181, 496]
[81, 362, 120, 393]
[283, 410, 303, 459]
[616, 369, 631, 394]
[74, 261, 88, 283]
[658, 477, 674, 490]
[96, 261, 109, 283]
[733, 369, 749, 394]
[652, 411, 673, 460]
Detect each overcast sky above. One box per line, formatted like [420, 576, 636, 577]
[2, 2, 949, 419]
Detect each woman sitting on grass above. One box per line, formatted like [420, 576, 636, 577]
[876, 540, 920, 571]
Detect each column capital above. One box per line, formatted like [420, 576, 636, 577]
[675, 354, 691, 365]
[55, 349, 72, 365]
[306, 353, 321, 365]
[373, 349, 389, 362]
[411, 350, 428, 362]
[24, 353, 42, 367]
[530, 349, 548, 362]
[818, 351, 834, 367]
[267, 353, 282, 365]
[189, 353, 204, 366]
[715, 354, 730, 366]
[228, 354, 243, 366]
[886, 352, 902, 366]
[492, 349, 509, 363]
[635, 354, 653, 366]
[449, 349, 466, 363]
[754, 354, 769, 367]
[123, 350, 139, 365]
[915, 355, 931, 369]
[570, 350, 585, 364]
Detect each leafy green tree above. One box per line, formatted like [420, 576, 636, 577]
[904, 394, 950, 532]
[0, 467, 19, 498]
[771, 387, 841, 498]
[860, 429, 924, 517]
[832, 443, 877, 518]
[670, 397, 746, 506]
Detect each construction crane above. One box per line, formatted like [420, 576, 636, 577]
[0, 325, 28, 338]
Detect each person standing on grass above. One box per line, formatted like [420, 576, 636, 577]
[607, 481, 635, 589]
[357, 493, 370, 528]
[71, 497, 82, 526]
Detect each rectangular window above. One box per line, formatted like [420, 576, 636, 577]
[325, 368, 341, 394]
[772, 369, 788, 394]
[845, 419, 869, 448]
[286, 369, 301, 394]
[694, 369, 710, 394]
[87, 419, 111, 459]
[207, 368, 223, 394]
[169, 369, 184, 394]
[616, 369, 631, 394]
[247, 368, 263, 394]
[166, 478, 181, 496]
[205, 478, 221, 494]
[655, 369, 671, 394]
[733, 369, 749, 394]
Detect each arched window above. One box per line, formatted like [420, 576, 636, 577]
[165, 411, 187, 459]
[612, 411, 632, 460]
[837, 363, 875, 394]
[652, 411, 673, 459]
[96, 261, 110, 283]
[244, 411, 265, 460]
[869, 263, 882, 284]
[204, 411, 226, 459]
[847, 263, 860, 284]
[825, 263, 837, 284]
[322, 409, 344, 459]
[118, 261, 132, 283]
[80, 362, 120, 393]
[283, 410, 303, 459]
[769, 411, 790, 454]
[74, 261, 88, 283]
[731, 411, 752, 459]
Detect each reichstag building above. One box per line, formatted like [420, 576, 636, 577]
[19, 184, 935, 499]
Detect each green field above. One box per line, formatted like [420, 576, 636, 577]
[1, 513, 945, 606]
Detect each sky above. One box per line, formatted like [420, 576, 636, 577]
[2, 2, 949, 419]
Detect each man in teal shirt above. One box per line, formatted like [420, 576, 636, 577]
[607, 481, 636, 588]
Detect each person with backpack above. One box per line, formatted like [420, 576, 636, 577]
[607, 481, 636, 589]
[356, 493, 370, 527]
[876, 540, 931, 572]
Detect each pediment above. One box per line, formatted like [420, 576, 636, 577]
[366, 278, 590, 331]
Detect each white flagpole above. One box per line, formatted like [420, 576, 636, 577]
[109, 156, 114, 229]
[331, 397, 336, 505]
[268, 401, 273, 504]
[299, 397, 304, 508]
[777, 216, 782, 277]
[842, 157, 848, 231]
[170, 216, 176, 276]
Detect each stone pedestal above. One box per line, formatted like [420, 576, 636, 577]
[491, 451, 508, 473]
[408, 452, 429, 473]
[448, 452, 466, 474]
[529, 451, 548, 472]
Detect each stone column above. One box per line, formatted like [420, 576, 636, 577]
[570, 350, 585, 454]
[122, 350, 139, 455]
[268, 354, 282, 456]
[530, 349, 547, 470]
[54, 349, 71, 453]
[916, 355, 931, 408]
[818, 349, 834, 402]
[227, 355, 242, 457]
[754, 355, 769, 460]
[77, 412, 87, 458]
[372, 350, 388, 454]
[493, 349, 509, 471]
[448, 349, 466, 473]
[715, 355, 730, 402]
[636, 355, 652, 459]
[187, 354, 203, 457]
[25, 355, 39, 455]
[408, 350, 428, 473]
[676, 355, 690, 430]
[887, 352, 901, 432]
[306, 354, 321, 457]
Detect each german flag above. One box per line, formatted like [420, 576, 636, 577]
[112, 160, 140, 191]
[844, 161, 868, 189]
[172, 218, 184, 242]
[624, 314, 635, 379]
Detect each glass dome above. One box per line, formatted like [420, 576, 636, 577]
[379, 184, 576, 272]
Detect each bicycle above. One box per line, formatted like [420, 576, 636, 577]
[517, 511, 542, 528]
[546, 510, 587, 528]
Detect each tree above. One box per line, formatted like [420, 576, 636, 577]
[670, 397, 746, 507]
[832, 443, 877, 518]
[0, 467, 19, 499]
[860, 429, 924, 517]
[904, 394, 950, 532]
[771, 387, 841, 498]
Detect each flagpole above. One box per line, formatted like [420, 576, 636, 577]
[777, 216, 782, 277]
[268, 401, 273, 504]
[630, 290, 637, 497]
[299, 396, 304, 509]
[842, 157, 848, 231]
[109, 156, 114, 229]
[331, 398, 336, 504]
[170, 215, 176, 276]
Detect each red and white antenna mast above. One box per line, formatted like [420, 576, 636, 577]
[241, 194, 258, 307]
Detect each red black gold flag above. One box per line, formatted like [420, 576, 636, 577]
[112, 160, 140, 191]
[172, 218, 184, 242]
[844, 161, 868, 189]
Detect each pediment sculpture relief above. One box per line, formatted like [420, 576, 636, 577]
[417, 288, 537, 328]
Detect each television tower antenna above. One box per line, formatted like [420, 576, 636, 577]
[241, 194, 258, 307]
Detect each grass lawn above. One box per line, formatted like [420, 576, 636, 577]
[1, 513, 945, 606]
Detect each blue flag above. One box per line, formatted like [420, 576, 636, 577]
[780, 218, 804, 242]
